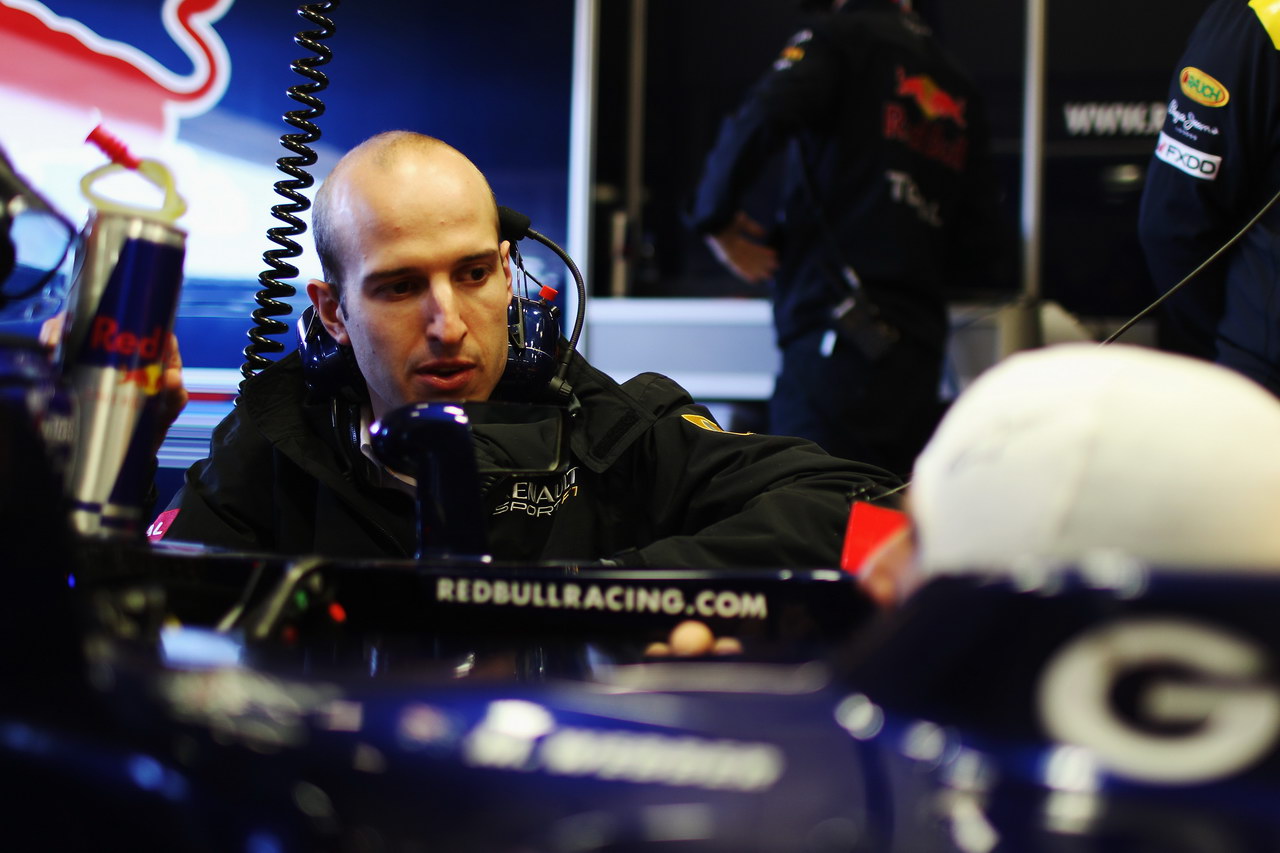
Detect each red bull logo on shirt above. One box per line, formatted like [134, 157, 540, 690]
[895, 67, 967, 128]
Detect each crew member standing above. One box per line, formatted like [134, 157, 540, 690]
[689, 0, 1008, 477]
[1138, 0, 1280, 395]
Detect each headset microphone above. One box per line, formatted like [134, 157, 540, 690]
[499, 206, 531, 243]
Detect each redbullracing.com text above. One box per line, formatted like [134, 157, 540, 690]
[435, 577, 768, 620]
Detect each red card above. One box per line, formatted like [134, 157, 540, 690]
[840, 501, 909, 574]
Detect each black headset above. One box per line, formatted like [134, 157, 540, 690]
[296, 205, 586, 406]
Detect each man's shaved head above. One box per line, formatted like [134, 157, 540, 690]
[312, 131, 500, 302]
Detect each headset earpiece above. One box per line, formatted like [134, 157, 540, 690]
[297, 305, 366, 403]
[493, 292, 562, 402]
[492, 208, 577, 403]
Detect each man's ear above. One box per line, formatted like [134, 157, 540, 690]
[499, 239, 514, 298]
[307, 279, 350, 346]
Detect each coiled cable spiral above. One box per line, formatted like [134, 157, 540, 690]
[241, 1, 339, 383]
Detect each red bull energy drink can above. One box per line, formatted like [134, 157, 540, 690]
[60, 189, 185, 538]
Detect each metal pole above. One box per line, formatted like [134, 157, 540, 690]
[568, 0, 599, 354]
[1002, 0, 1046, 353]
[612, 0, 648, 298]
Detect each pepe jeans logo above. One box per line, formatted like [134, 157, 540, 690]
[1167, 99, 1220, 140]
[1180, 66, 1229, 107]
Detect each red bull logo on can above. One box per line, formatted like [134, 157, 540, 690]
[120, 362, 165, 394]
[90, 316, 164, 358]
[895, 66, 967, 128]
[90, 317, 167, 393]
[75, 234, 184, 372]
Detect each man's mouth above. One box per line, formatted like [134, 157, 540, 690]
[415, 362, 476, 396]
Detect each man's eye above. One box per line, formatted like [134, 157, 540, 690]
[383, 280, 413, 296]
[462, 266, 490, 284]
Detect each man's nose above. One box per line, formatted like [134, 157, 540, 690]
[425, 283, 466, 344]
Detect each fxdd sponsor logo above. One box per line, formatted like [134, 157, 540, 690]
[1154, 131, 1220, 181]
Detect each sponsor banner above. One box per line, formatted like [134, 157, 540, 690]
[1062, 101, 1165, 137]
[435, 576, 769, 621]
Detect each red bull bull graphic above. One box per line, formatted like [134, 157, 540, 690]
[884, 66, 969, 171]
[0, 0, 242, 287]
[0, 0, 232, 140]
[894, 66, 967, 127]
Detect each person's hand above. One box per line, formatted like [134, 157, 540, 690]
[857, 523, 920, 609]
[40, 313, 189, 455]
[37, 311, 65, 350]
[644, 620, 744, 658]
[704, 211, 778, 285]
[155, 332, 189, 451]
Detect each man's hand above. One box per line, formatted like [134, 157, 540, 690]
[155, 333, 189, 451]
[705, 211, 778, 285]
[857, 524, 919, 609]
[40, 313, 189, 455]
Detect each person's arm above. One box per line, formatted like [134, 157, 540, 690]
[704, 211, 778, 285]
[1136, 1, 1278, 353]
[607, 401, 900, 569]
[689, 26, 843, 240]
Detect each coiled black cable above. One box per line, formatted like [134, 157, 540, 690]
[241, 1, 339, 382]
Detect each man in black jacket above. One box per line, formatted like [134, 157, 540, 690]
[689, 0, 1008, 477]
[153, 132, 897, 567]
